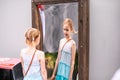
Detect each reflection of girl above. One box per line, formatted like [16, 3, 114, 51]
[51, 18, 77, 80]
[20, 28, 47, 80]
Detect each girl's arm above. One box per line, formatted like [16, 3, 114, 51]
[38, 52, 47, 80]
[51, 40, 62, 79]
[69, 41, 76, 80]
[20, 51, 25, 76]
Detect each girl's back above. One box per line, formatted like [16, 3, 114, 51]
[21, 49, 43, 80]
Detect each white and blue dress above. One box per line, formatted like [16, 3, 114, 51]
[22, 51, 43, 80]
[56, 40, 74, 80]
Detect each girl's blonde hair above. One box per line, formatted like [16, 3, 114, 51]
[25, 28, 40, 45]
[63, 18, 78, 34]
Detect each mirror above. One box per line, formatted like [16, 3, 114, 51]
[42, 2, 78, 79]
[32, 0, 89, 80]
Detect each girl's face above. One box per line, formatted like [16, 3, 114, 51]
[63, 24, 71, 38]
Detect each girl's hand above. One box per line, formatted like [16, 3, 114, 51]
[49, 74, 55, 80]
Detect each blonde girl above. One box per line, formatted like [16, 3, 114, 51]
[51, 18, 77, 80]
[20, 28, 47, 80]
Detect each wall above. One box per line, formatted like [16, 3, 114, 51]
[90, 0, 120, 80]
[0, 0, 31, 58]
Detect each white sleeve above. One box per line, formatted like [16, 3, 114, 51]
[111, 69, 120, 80]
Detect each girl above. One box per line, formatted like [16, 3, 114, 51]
[51, 18, 77, 80]
[20, 28, 47, 80]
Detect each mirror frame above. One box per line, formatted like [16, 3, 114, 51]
[31, 0, 89, 80]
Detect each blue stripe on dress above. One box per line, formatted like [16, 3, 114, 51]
[56, 62, 70, 80]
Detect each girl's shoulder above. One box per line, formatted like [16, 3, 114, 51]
[20, 48, 27, 57]
[60, 38, 76, 44]
[70, 39, 76, 45]
[70, 40, 76, 48]
[21, 48, 27, 53]
[60, 38, 64, 41]
[36, 50, 44, 55]
[36, 50, 45, 60]
[60, 38, 66, 43]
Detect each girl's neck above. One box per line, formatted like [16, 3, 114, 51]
[27, 46, 36, 51]
[26, 46, 36, 55]
[65, 36, 72, 40]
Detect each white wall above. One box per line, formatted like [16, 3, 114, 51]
[90, 0, 120, 80]
[0, 0, 31, 58]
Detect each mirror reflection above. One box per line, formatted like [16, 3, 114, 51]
[37, 2, 78, 79]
